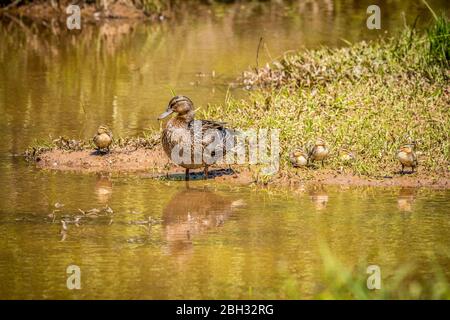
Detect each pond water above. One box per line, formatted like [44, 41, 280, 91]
[0, 0, 449, 299]
[0, 173, 449, 299]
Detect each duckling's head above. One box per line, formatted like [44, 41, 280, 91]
[340, 148, 355, 161]
[292, 151, 304, 158]
[97, 125, 110, 134]
[400, 145, 413, 153]
[158, 96, 194, 120]
[315, 138, 326, 146]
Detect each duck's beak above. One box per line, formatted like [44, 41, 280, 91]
[157, 109, 173, 120]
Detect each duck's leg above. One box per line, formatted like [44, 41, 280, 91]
[204, 166, 209, 180]
[321, 160, 324, 168]
[401, 164, 404, 174]
[185, 169, 190, 181]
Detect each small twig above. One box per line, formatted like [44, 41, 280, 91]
[255, 36, 263, 74]
[422, 0, 438, 21]
[0, 0, 22, 12]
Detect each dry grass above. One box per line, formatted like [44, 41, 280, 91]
[24, 129, 160, 161]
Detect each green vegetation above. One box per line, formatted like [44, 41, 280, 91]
[313, 246, 450, 299]
[201, 16, 450, 178]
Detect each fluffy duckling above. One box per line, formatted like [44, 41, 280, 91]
[93, 125, 113, 153]
[397, 143, 417, 174]
[289, 150, 308, 167]
[308, 138, 329, 167]
[340, 148, 356, 163]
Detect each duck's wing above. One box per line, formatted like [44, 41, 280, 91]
[189, 120, 236, 149]
[195, 119, 227, 132]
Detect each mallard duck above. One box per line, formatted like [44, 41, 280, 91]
[158, 96, 235, 180]
[308, 138, 329, 167]
[397, 143, 417, 173]
[289, 150, 308, 167]
[93, 125, 113, 153]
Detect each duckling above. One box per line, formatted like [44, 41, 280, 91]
[340, 148, 356, 163]
[158, 96, 236, 181]
[397, 143, 417, 174]
[289, 150, 308, 167]
[307, 138, 329, 167]
[93, 125, 113, 153]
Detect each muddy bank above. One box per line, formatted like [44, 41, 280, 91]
[1, 1, 152, 22]
[32, 146, 450, 189]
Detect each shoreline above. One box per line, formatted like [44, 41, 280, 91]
[30, 146, 450, 189]
[19, 14, 450, 190]
[0, 1, 157, 22]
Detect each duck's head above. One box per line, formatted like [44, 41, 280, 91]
[97, 125, 110, 134]
[158, 96, 194, 120]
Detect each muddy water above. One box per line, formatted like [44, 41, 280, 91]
[0, 1, 449, 299]
[1, 175, 449, 299]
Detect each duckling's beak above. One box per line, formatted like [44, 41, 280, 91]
[157, 109, 174, 120]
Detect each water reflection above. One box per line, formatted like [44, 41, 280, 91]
[162, 186, 243, 258]
[309, 186, 329, 210]
[95, 174, 113, 204]
[397, 187, 417, 212]
[0, 181, 448, 299]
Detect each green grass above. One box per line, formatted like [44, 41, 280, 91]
[201, 17, 450, 178]
[427, 14, 450, 70]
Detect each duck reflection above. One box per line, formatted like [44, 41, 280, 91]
[309, 186, 329, 210]
[95, 175, 113, 204]
[397, 187, 417, 212]
[162, 186, 244, 258]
